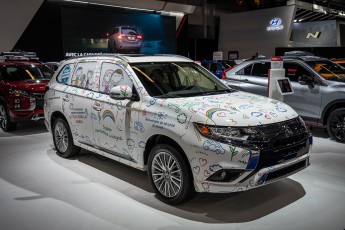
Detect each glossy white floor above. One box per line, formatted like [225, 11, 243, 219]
[0, 122, 344, 230]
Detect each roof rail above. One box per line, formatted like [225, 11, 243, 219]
[154, 54, 192, 61]
[0, 51, 39, 62]
[284, 51, 314, 56]
[65, 53, 132, 62]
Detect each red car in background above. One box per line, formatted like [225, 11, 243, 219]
[0, 52, 54, 131]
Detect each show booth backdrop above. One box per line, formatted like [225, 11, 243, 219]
[13, 0, 179, 62]
[292, 20, 337, 47]
[61, 5, 176, 57]
[218, 5, 295, 59]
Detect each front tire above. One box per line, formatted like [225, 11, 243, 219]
[0, 102, 17, 132]
[327, 108, 345, 143]
[148, 144, 195, 205]
[52, 117, 80, 158]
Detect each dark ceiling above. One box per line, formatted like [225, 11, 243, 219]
[159, 0, 345, 13]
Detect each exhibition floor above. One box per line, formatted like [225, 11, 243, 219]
[0, 122, 344, 230]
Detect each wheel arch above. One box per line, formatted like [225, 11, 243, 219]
[50, 111, 68, 130]
[321, 100, 345, 125]
[143, 134, 190, 169]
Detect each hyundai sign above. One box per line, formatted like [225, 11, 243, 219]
[267, 18, 284, 31]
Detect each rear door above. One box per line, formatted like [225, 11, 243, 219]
[238, 61, 270, 96]
[63, 61, 98, 146]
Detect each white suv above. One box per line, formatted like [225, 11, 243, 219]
[44, 54, 312, 204]
[108, 26, 142, 53]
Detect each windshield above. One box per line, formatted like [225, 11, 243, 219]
[131, 62, 232, 98]
[306, 60, 345, 82]
[0, 64, 54, 82]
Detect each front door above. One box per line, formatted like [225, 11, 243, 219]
[92, 61, 135, 162]
[283, 62, 322, 120]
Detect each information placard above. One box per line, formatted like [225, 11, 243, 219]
[275, 78, 294, 95]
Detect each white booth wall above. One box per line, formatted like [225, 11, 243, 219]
[218, 5, 296, 59]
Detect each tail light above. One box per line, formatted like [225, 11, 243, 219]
[117, 34, 126, 39]
[221, 67, 233, 80]
[137, 35, 143, 39]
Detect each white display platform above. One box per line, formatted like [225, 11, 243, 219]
[0, 123, 344, 230]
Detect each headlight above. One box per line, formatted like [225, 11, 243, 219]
[194, 123, 250, 142]
[298, 116, 307, 129]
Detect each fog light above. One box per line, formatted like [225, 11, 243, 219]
[220, 171, 227, 180]
[206, 169, 245, 182]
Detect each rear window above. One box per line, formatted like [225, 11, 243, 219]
[121, 27, 138, 35]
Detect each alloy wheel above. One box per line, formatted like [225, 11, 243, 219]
[0, 104, 7, 129]
[54, 122, 69, 153]
[151, 151, 182, 198]
[330, 113, 345, 141]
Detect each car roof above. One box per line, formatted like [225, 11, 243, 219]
[66, 54, 193, 64]
[236, 55, 329, 65]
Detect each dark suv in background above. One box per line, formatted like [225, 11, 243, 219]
[0, 52, 54, 131]
[225, 53, 345, 142]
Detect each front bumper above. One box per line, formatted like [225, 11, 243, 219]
[191, 118, 312, 193]
[197, 153, 309, 193]
[9, 109, 45, 123]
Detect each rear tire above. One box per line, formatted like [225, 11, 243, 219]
[327, 108, 345, 143]
[148, 144, 195, 205]
[0, 102, 17, 132]
[52, 117, 80, 158]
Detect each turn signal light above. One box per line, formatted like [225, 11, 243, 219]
[198, 125, 211, 135]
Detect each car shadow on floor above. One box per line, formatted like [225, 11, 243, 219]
[0, 121, 48, 137]
[47, 148, 306, 223]
[310, 127, 329, 139]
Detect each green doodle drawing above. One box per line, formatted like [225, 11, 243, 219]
[230, 146, 238, 161]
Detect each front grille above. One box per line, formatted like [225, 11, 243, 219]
[240, 118, 310, 184]
[251, 118, 309, 169]
[247, 117, 308, 149]
[31, 91, 45, 110]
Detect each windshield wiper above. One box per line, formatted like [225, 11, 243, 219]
[155, 94, 181, 98]
[204, 89, 233, 95]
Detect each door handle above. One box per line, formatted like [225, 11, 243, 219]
[244, 79, 249, 82]
[92, 105, 102, 111]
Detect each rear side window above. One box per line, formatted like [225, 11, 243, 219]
[71, 62, 97, 90]
[57, 64, 74, 84]
[251, 62, 270, 77]
[236, 64, 253, 75]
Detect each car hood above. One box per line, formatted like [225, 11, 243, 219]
[163, 91, 298, 127]
[8, 79, 50, 91]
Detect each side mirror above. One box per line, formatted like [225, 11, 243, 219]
[109, 85, 133, 100]
[298, 75, 313, 85]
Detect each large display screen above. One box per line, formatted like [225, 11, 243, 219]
[61, 5, 176, 57]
